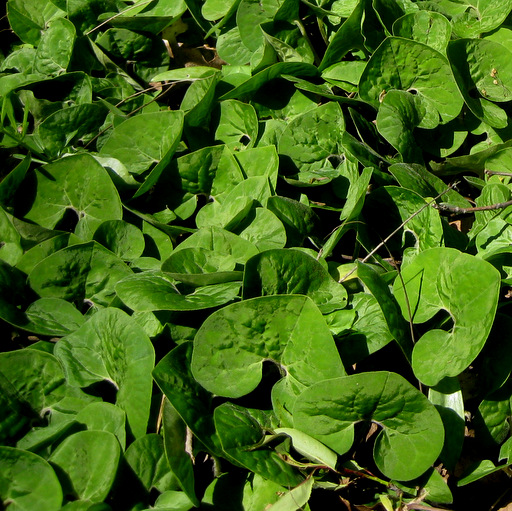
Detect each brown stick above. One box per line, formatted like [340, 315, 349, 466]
[485, 169, 512, 177]
[434, 199, 512, 215]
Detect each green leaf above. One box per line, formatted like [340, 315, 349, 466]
[24, 298, 86, 336]
[162, 399, 199, 506]
[54, 308, 155, 438]
[152, 66, 219, 82]
[237, 208, 287, 251]
[266, 196, 317, 246]
[28, 241, 132, 307]
[220, 62, 318, 100]
[359, 37, 463, 123]
[162, 247, 243, 286]
[236, 0, 282, 51]
[202, 0, 240, 20]
[421, 468, 453, 505]
[0, 348, 72, 415]
[195, 177, 268, 230]
[124, 434, 176, 493]
[448, 39, 512, 129]
[19, 153, 123, 240]
[261, 22, 314, 64]
[388, 163, 471, 208]
[116, 271, 241, 311]
[93, 220, 145, 260]
[100, 0, 187, 33]
[428, 379, 465, 472]
[457, 460, 502, 487]
[392, 11, 451, 54]
[266, 477, 314, 511]
[214, 99, 259, 151]
[37, 103, 107, 157]
[234, 145, 279, 190]
[0, 447, 63, 511]
[293, 372, 445, 481]
[393, 247, 501, 386]
[450, 0, 512, 38]
[0, 348, 78, 444]
[477, 380, 512, 445]
[34, 18, 76, 76]
[0, 154, 30, 209]
[366, 185, 444, 256]
[216, 26, 254, 66]
[376, 90, 431, 161]
[214, 403, 303, 486]
[75, 402, 126, 450]
[153, 343, 223, 456]
[182, 73, 221, 129]
[319, 0, 365, 71]
[322, 61, 366, 91]
[499, 436, 512, 463]
[16, 232, 81, 275]
[278, 102, 344, 171]
[339, 293, 394, 365]
[7, 0, 64, 45]
[0, 206, 22, 266]
[274, 428, 338, 469]
[356, 262, 411, 359]
[469, 183, 511, 243]
[339, 165, 373, 222]
[243, 249, 348, 313]
[429, 139, 512, 177]
[487, 147, 512, 177]
[49, 430, 121, 502]
[151, 490, 195, 511]
[174, 226, 259, 264]
[476, 313, 512, 395]
[191, 295, 345, 399]
[99, 110, 184, 174]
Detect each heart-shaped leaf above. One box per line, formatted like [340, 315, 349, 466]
[0, 447, 63, 511]
[116, 271, 242, 311]
[293, 371, 444, 481]
[19, 153, 122, 240]
[448, 39, 512, 128]
[54, 308, 155, 438]
[359, 37, 463, 123]
[191, 295, 345, 399]
[99, 110, 184, 175]
[28, 241, 132, 308]
[393, 247, 501, 386]
[243, 249, 348, 313]
[214, 402, 303, 487]
[49, 430, 120, 502]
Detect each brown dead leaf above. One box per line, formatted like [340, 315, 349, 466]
[449, 216, 473, 234]
[166, 42, 226, 69]
[365, 422, 379, 442]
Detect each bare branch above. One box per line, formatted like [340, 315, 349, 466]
[485, 169, 512, 177]
[434, 199, 512, 215]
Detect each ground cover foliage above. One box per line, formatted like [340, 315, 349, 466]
[2, 0, 512, 509]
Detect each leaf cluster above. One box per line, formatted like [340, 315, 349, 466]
[2, 0, 512, 510]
